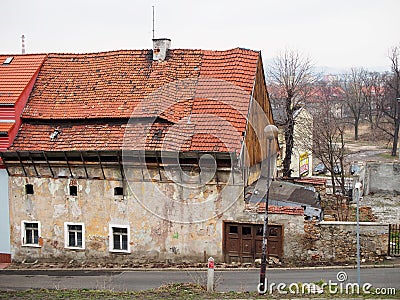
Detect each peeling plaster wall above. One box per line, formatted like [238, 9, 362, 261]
[9, 164, 248, 263]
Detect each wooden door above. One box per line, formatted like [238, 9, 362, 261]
[224, 222, 283, 263]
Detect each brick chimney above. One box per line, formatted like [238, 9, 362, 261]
[152, 38, 171, 61]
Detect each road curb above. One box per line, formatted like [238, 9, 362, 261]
[2, 264, 400, 272]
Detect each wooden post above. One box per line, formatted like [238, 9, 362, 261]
[207, 257, 214, 292]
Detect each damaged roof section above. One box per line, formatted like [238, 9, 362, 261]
[10, 48, 261, 154]
[245, 179, 322, 218]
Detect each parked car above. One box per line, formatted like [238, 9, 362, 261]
[313, 163, 327, 175]
[333, 164, 342, 175]
[349, 164, 361, 175]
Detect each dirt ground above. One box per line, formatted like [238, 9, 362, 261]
[344, 123, 399, 163]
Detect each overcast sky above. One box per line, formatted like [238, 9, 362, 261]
[1, 0, 399, 71]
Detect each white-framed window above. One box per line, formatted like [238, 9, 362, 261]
[21, 221, 41, 247]
[109, 224, 130, 253]
[64, 222, 85, 249]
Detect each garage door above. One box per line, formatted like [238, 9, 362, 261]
[224, 222, 283, 263]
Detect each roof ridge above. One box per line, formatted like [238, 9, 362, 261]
[41, 47, 260, 56]
[0, 53, 48, 57]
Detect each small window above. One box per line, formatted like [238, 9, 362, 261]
[114, 187, 124, 196]
[269, 227, 278, 237]
[64, 222, 85, 249]
[229, 225, 238, 234]
[242, 226, 252, 235]
[256, 227, 263, 236]
[69, 185, 78, 196]
[109, 225, 130, 253]
[25, 184, 34, 195]
[22, 221, 40, 247]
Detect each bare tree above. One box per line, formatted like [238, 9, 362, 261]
[268, 49, 317, 177]
[370, 46, 400, 156]
[385, 46, 400, 156]
[339, 68, 368, 140]
[299, 81, 349, 219]
[361, 71, 386, 132]
[311, 82, 347, 196]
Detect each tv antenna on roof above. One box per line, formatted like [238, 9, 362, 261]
[21, 34, 25, 54]
[152, 6, 155, 39]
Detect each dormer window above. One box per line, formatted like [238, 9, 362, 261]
[2, 57, 13, 65]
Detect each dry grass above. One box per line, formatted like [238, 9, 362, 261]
[1, 284, 398, 299]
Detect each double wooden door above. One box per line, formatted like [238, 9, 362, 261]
[224, 222, 283, 263]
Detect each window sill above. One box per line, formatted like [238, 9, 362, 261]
[65, 246, 85, 251]
[109, 249, 130, 254]
[22, 244, 41, 248]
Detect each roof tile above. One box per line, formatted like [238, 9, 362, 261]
[0, 54, 46, 104]
[11, 48, 261, 153]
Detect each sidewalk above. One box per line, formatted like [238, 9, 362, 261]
[2, 258, 399, 272]
[0, 263, 10, 269]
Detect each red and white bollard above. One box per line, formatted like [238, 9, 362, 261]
[207, 257, 214, 292]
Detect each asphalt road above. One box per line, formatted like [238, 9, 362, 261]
[0, 267, 399, 292]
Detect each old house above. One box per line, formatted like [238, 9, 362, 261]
[0, 54, 46, 263]
[2, 40, 311, 264]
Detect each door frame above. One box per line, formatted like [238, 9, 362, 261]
[223, 221, 284, 263]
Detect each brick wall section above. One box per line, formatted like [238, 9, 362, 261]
[0, 253, 11, 263]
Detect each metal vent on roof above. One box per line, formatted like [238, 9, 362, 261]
[50, 129, 61, 140]
[3, 57, 13, 65]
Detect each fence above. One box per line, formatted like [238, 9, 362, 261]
[388, 224, 400, 256]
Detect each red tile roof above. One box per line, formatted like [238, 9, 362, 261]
[294, 177, 327, 186]
[11, 48, 261, 153]
[0, 122, 15, 135]
[257, 203, 304, 215]
[0, 54, 46, 105]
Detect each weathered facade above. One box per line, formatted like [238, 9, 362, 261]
[3, 43, 295, 264]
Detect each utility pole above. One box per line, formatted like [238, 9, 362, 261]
[258, 124, 278, 294]
[397, 98, 400, 158]
[354, 182, 362, 287]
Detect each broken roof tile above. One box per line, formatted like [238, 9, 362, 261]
[11, 48, 262, 153]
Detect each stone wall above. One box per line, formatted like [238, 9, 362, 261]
[298, 221, 388, 264]
[360, 194, 400, 224]
[356, 162, 400, 224]
[362, 162, 400, 195]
